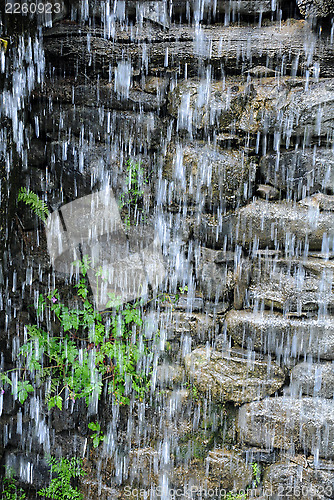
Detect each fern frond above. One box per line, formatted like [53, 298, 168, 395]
[17, 187, 49, 222]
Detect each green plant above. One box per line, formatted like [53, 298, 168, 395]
[1, 467, 26, 500]
[88, 422, 106, 448]
[17, 187, 49, 222]
[37, 456, 84, 500]
[119, 159, 148, 225]
[224, 493, 246, 500]
[185, 381, 199, 401]
[0, 256, 155, 408]
[251, 462, 261, 487]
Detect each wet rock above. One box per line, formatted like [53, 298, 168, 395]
[45, 140, 129, 200]
[234, 258, 252, 310]
[240, 78, 334, 139]
[282, 79, 334, 139]
[256, 184, 279, 200]
[147, 310, 219, 353]
[205, 449, 253, 491]
[235, 200, 334, 251]
[238, 77, 290, 135]
[34, 79, 165, 111]
[43, 21, 334, 78]
[260, 149, 334, 199]
[300, 193, 334, 211]
[50, 398, 88, 433]
[163, 142, 256, 209]
[128, 447, 160, 487]
[69, 0, 280, 24]
[238, 397, 334, 458]
[245, 257, 334, 314]
[225, 309, 334, 360]
[243, 447, 278, 464]
[80, 479, 121, 500]
[290, 361, 334, 398]
[263, 460, 334, 499]
[169, 448, 253, 493]
[172, 0, 279, 20]
[195, 248, 235, 303]
[184, 347, 285, 404]
[4, 452, 49, 490]
[156, 362, 185, 388]
[297, 0, 334, 17]
[192, 212, 236, 250]
[34, 103, 165, 151]
[27, 139, 47, 168]
[167, 78, 249, 132]
[142, 76, 169, 95]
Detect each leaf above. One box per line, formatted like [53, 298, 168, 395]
[88, 422, 100, 432]
[17, 187, 49, 222]
[17, 381, 34, 404]
[106, 293, 123, 309]
[0, 373, 12, 386]
[48, 395, 62, 411]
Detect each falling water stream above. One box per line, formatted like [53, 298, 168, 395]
[1, 1, 334, 499]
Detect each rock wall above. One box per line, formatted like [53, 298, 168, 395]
[2, 0, 334, 499]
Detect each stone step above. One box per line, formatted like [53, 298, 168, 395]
[225, 309, 334, 360]
[238, 397, 334, 459]
[290, 361, 334, 398]
[235, 199, 334, 251]
[43, 21, 334, 77]
[184, 346, 285, 403]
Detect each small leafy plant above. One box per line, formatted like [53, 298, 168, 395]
[1, 467, 26, 500]
[224, 493, 246, 500]
[37, 456, 84, 500]
[17, 187, 49, 222]
[251, 461, 261, 487]
[88, 422, 106, 448]
[0, 256, 154, 408]
[119, 159, 148, 226]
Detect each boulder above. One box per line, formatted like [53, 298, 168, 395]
[225, 309, 334, 360]
[300, 193, 334, 211]
[297, 0, 334, 17]
[239, 397, 334, 458]
[205, 449, 253, 491]
[167, 78, 249, 133]
[240, 79, 334, 140]
[195, 248, 235, 303]
[155, 362, 185, 388]
[163, 142, 256, 209]
[260, 149, 334, 200]
[246, 257, 334, 314]
[235, 200, 334, 251]
[263, 460, 334, 499]
[184, 346, 285, 404]
[290, 362, 334, 398]
[169, 448, 253, 493]
[191, 212, 236, 250]
[144, 310, 219, 352]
